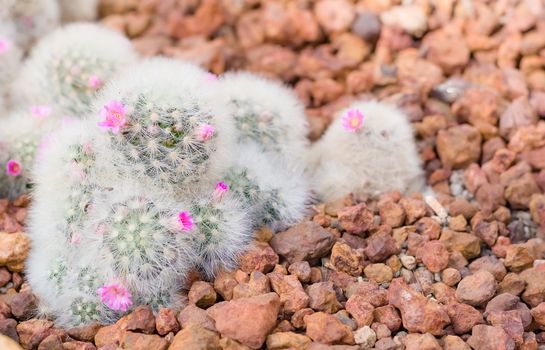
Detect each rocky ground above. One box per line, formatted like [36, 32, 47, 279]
[2, 0, 545, 349]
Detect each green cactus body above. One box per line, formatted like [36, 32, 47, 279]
[48, 52, 114, 115]
[70, 297, 101, 325]
[230, 99, 285, 153]
[113, 94, 216, 185]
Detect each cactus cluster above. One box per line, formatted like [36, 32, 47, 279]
[0, 8, 425, 327]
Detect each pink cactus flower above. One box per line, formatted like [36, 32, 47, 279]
[70, 233, 81, 245]
[6, 160, 22, 177]
[0, 38, 10, 55]
[198, 124, 215, 141]
[341, 108, 364, 133]
[97, 283, 133, 312]
[95, 223, 106, 235]
[88, 75, 103, 89]
[206, 72, 218, 82]
[98, 100, 127, 134]
[214, 181, 229, 199]
[30, 105, 52, 120]
[178, 211, 194, 232]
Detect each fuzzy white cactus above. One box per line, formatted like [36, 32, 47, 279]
[1, 0, 60, 50]
[0, 22, 22, 111]
[58, 0, 98, 23]
[91, 58, 235, 192]
[0, 108, 56, 198]
[309, 101, 425, 201]
[222, 144, 311, 232]
[176, 186, 253, 279]
[12, 23, 137, 118]
[215, 72, 309, 166]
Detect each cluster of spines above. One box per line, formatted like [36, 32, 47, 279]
[108, 94, 217, 187]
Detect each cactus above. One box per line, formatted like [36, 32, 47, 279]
[175, 186, 253, 279]
[222, 144, 310, 232]
[92, 58, 235, 191]
[215, 72, 309, 166]
[12, 23, 137, 118]
[1, 0, 60, 50]
[0, 109, 55, 198]
[309, 100, 425, 201]
[58, 0, 98, 23]
[0, 22, 22, 111]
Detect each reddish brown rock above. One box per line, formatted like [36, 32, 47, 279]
[468, 255, 507, 281]
[436, 125, 482, 169]
[520, 267, 545, 307]
[345, 295, 374, 327]
[16, 319, 55, 350]
[373, 305, 402, 332]
[314, 0, 354, 34]
[270, 222, 335, 263]
[467, 325, 516, 350]
[288, 261, 311, 283]
[177, 305, 216, 332]
[423, 26, 470, 74]
[155, 308, 180, 336]
[364, 231, 400, 263]
[238, 242, 279, 274]
[404, 333, 442, 350]
[169, 324, 220, 350]
[124, 305, 155, 334]
[338, 204, 374, 234]
[447, 302, 485, 334]
[0, 232, 30, 272]
[399, 198, 427, 224]
[233, 271, 271, 299]
[10, 292, 36, 320]
[387, 278, 450, 335]
[504, 173, 541, 209]
[188, 281, 217, 309]
[379, 201, 405, 228]
[268, 272, 309, 314]
[0, 319, 18, 343]
[364, 264, 393, 284]
[329, 242, 364, 276]
[443, 335, 471, 350]
[420, 241, 449, 273]
[213, 270, 237, 301]
[304, 312, 354, 345]
[266, 331, 311, 350]
[456, 271, 498, 307]
[504, 245, 534, 272]
[439, 229, 481, 259]
[346, 281, 388, 307]
[119, 331, 168, 350]
[307, 282, 342, 314]
[207, 293, 280, 349]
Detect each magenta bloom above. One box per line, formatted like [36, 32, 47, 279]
[70, 233, 81, 245]
[0, 38, 10, 55]
[6, 160, 22, 177]
[178, 211, 194, 232]
[197, 124, 215, 141]
[341, 108, 364, 133]
[88, 75, 102, 89]
[214, 181, 229, 199]
[206, 72, 218, 82]
[30, 105, 52, 120]
[97, 283, 133, 312]
[98, 100, 127, 134]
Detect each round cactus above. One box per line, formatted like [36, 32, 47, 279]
[175, 186, 253, 278]
[222, 144, 310, 231]
[92, 58, 235, 191]
[309, 100, 425, 201]
[12, 23, 137, 117]
[215, 72, 309, 166]
[0, 108, 56, 198]
[1, 0, 60, 50]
